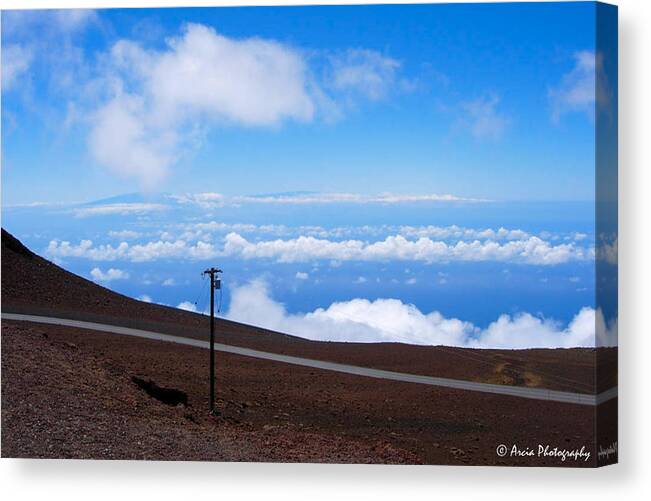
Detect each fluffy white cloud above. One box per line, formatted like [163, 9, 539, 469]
[88, 23, 315, 187]
[137, 23, 314, 126]
[295, 271, 309, 280]
[549, 50, 609, 122]
[80, 22, 416, 187]
[46, 229, 592, 265]
[89, 267, 129, 282]
[459, 94, 510, 140]
[226, 279, 616, 348]
[137, 294, 152, 303]
[2, 44, 34, 91]
[46, 238, 218, 262]
[88, 93, 178, 188]
[223, 232, 591, 265]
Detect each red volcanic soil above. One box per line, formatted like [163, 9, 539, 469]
[0, 229, 617, 464]
[2, 320, 613, 465]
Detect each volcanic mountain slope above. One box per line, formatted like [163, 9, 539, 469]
[1, 229, 616, 464]
[1, 229, 612, 392]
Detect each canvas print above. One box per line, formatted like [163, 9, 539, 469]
[1, 2, 618, 466]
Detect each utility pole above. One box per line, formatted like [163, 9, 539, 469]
[202, 266, 222, 415]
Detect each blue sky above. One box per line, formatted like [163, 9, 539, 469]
[1, 4, 617, 349]
[2, 3, 600, 204]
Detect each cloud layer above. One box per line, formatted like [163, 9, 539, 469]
[225, 279, 616, 348]
[223, 232, 591, 265]
[46, 229, 592, 265]
[73, 203, 167, 217]
[231, 192, 485, 204]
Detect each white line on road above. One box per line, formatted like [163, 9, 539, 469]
[2, 312, 617, 406]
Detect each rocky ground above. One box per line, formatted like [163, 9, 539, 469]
[2, 320, 616, 465]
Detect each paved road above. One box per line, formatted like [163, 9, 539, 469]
[2, 312, 617, 406]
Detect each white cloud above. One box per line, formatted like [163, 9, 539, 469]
[329, 49, 401, 101]
[2, 9, 97, 37]
[137, 294, 152, 303]
[549, 50, 608, 122]
[74, 203, 167, 217]
[79, 23, 416, 187]
[354, 276, 368, 284]
[178, 220, 587, 248]
[171, 192, 225, 209]
[295, 271, 309, 280]
[177, 301, 198, 312]
[470, 307, 600, 349]
[146, 24, 314, 125]
[162, 278, 176, 286]
[459, 94, 509, 140]
[51, 9, 98, 33]
[89, 267, 129, 282]
[232, 192, 484, 204]
[223, 232, 591, 265]
[2, 10, 97, 96]
[226, 279, 616, 348]
[88, 93, 178, 188]
[108, 229, 141, 240]
[88, 23, 315, 187]
[46, 238, 218, 262]
[398, 225, 529, 241]
[406, 277, 417, 285]
[46, 230, 592, 266]
[2, 44, 34, 91]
